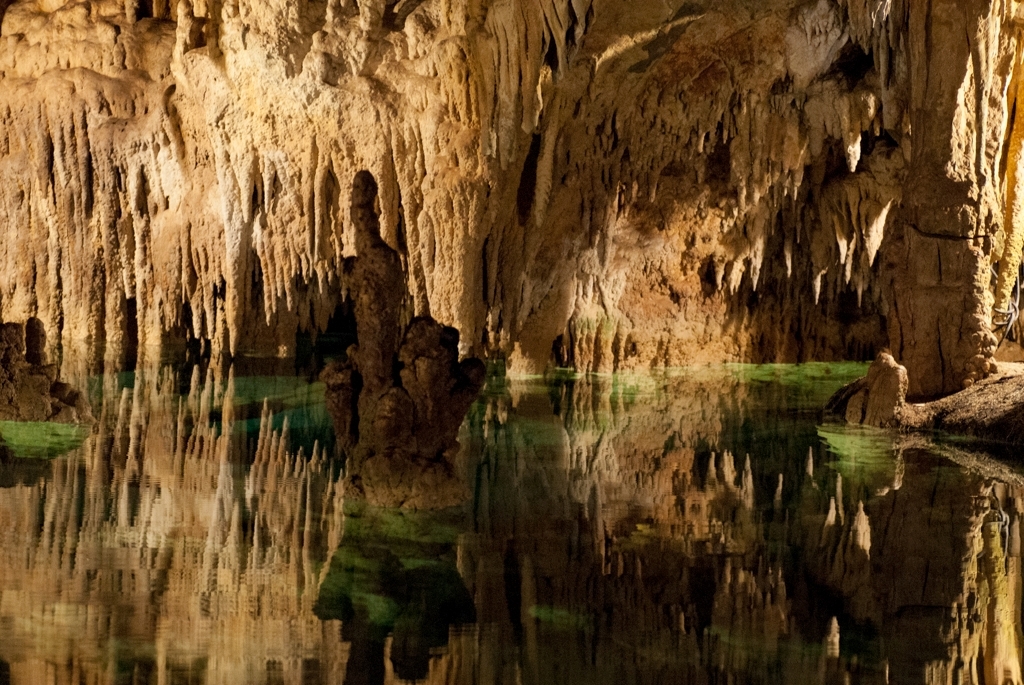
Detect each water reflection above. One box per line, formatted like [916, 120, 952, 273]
[0, 360, 1021, 684]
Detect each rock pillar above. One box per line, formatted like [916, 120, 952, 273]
[887, 0, 1015, 398]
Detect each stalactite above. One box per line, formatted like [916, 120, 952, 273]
[0, 0, 1020, 388]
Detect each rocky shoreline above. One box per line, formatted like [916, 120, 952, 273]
[827, 352, 1024, 446]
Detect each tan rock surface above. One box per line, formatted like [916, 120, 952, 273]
[825, 350, 907, 427]
[899, 362, 1024, 443]
[3, 0, 1023, 392]
[830, 356, 1024, 444]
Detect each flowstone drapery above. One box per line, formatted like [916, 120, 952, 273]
[1, 0, 1023, 395]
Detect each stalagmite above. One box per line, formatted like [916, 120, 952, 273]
[321, 170, 485, 508]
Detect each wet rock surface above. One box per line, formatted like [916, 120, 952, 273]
[898, 364, 1024, 445]
[0, 318, 91, 424]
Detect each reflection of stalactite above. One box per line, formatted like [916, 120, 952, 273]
[4, 363, 1024, 684]
[442, 370, 880, 685]
[0, 366, 346, 685]
[792, 438, 1024, 685]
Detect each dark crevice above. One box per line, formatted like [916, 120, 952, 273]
[395, 191, 408, 258]
[516, 134, 543, 225]
[543, 34, 559, 73]
[0, 0, 13, 32]
[699, 256, 717, 298]
[829, 42, 873, 87]
[551, 333, 568, 368]
[176, 301, 204, 363]
[705, 136, 732, 198]
[251, 257, 264, 304]
[770, 75, 794, 96]
[250, 181, 261, 219]
[503, 546, 524, 643]
[45, 136, 56, 193]
[382, 0, 427, 31]
[565, 1, 580, 52]
[135, 0, 154, 21]
[481, 237, 490, 305]
[1000, 98, 1017, 184]
[125, 297, 139, 371]
[136, 168, 151, 217]
[295, 298, 358, 376]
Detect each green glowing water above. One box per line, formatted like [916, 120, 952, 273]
[0, 420, 89, 458]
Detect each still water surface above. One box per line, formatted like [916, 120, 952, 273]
[0, 360, 1021, 685]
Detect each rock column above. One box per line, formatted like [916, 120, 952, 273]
[887, 0, 1014, 398]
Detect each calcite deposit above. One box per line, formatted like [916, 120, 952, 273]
[1, 0, 1023, 396]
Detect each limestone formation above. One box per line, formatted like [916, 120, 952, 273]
[829, 356, 1024, 445]
[4, 0, 1024, 396]
[0, 317, 91, 423]
[825, 350, 908, 427]
[321, 169, 485, 508]
[897, 363, 1024, 444]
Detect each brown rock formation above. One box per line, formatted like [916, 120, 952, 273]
[829, 356, 1024, 445]
[4, 0, 1024, 393]
[899, 364, 1024, 444]
[883, 0, 1012, 397]
[825, 351, 908, 428]
[0, 317, 91, 423]
[321, 170, 485, 509]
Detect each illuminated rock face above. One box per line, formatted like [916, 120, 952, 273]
[1, 0, 1021, 392]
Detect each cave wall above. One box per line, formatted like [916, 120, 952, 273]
[0, 0, 1020, 386]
